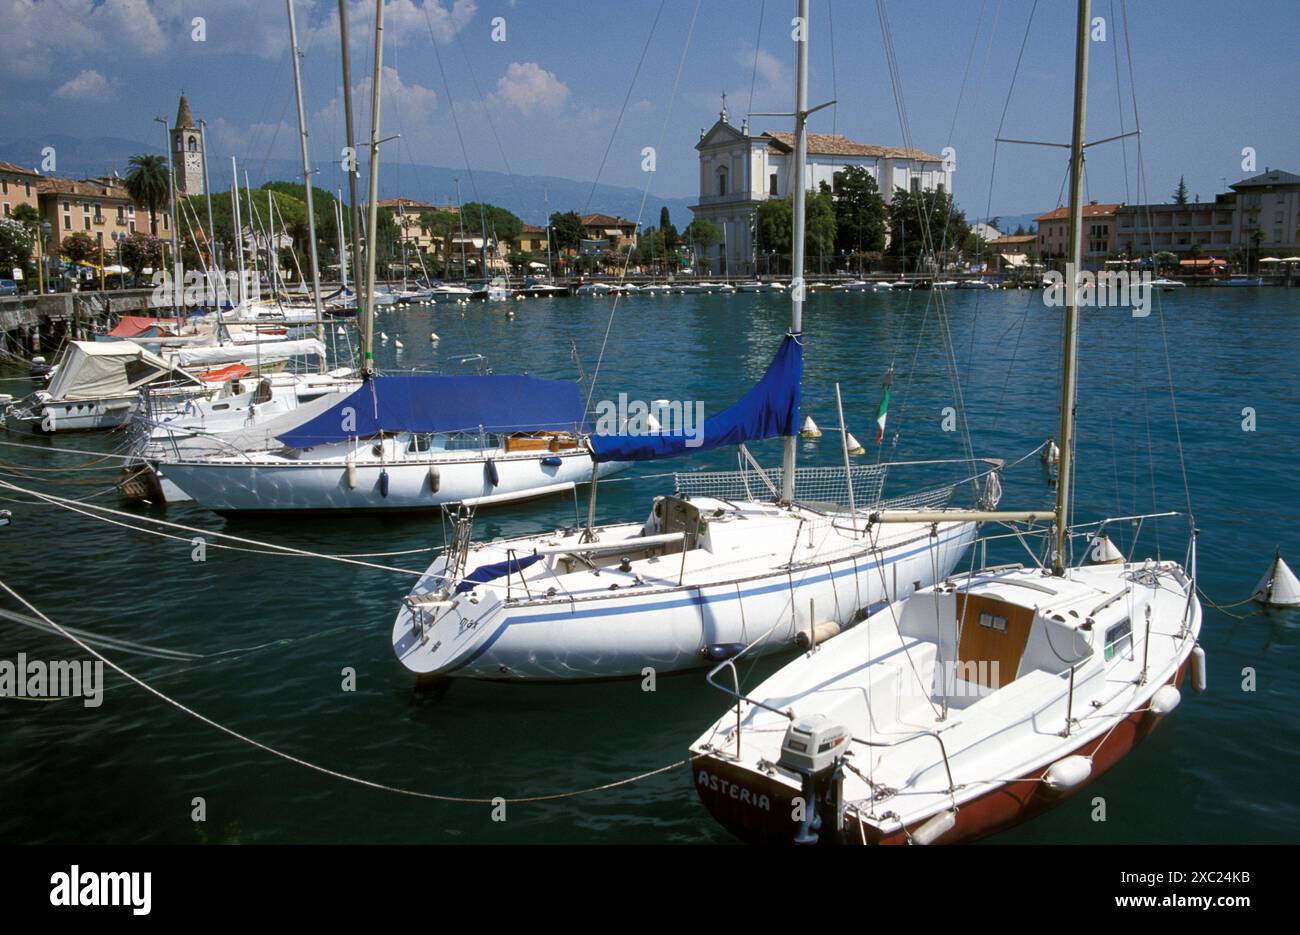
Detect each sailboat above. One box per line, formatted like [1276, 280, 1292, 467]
[688, 0, 1204, 845]
[388, 2, 991, 682]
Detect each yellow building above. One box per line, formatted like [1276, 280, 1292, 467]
[0, 160, 41, 219]
[37, 176, 166, 261]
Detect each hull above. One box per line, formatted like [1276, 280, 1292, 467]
[5, 396, 136, 434]
[694, 660, 1190, 844]
[392, 522, 976, 680]
[158, 449, 616, 513]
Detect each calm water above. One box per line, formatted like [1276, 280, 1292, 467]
[1, 286, 1297, 844]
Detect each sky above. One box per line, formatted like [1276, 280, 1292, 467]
[2, 0, 1297, 221]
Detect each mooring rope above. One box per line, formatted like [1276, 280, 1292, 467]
[0, 578, 695, 805]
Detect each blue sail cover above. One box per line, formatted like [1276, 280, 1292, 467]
[589, 334, 802, 463]
[276, 374, 586, 448]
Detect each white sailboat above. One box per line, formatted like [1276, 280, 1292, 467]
[388, 5, 988, 682]
[688, 0, 1204, 845]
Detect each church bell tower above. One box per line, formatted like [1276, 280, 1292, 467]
[171, 93, 205, 196]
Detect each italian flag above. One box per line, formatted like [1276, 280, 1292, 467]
[875, 366, 894, 443]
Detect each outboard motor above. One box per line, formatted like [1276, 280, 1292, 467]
[778, 714, 850, 844]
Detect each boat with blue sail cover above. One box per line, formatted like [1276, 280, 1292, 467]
[155, 371, 624, 513]
[388, 12, 993, 680]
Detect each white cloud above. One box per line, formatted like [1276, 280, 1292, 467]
[3, 0, 166, 76]
[493, 62, 570, 114]
[54, 69, 115, 101]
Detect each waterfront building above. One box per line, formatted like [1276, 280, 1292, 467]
[690, 99, 950, 275]
[0, 161, 41, 219]
[1035, 201, 1120, 268]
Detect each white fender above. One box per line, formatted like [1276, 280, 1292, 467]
[428, 464, 440, 493]
[1043, 754, 1092, 793]
[1191, 645, 1207, 694]
[1150, 684, 1181, 715]
[911, 809, 956, 845]
[345, 453, 357, 490]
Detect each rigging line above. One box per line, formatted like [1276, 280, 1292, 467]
[0, 577, 695, 805]
[0, 478, 423, 578]
[1108, 0, 1132, 205]
[453, 33, 524, 211]
[582, 0, 701, 414]
[424, 7, 485, 208]
[580, 0, 668, 215]
[744, 0, 767, 120]
[1118, 0, 1194, 532]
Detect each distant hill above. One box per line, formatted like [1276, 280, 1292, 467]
[0, 135, 696, 229]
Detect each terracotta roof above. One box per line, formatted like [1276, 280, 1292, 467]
[580, 213, 634, 227]
[377, 197, 434, 209]
[37, 177, 134, 200]
[0, 160, 40, 178]
[762, 131, 943, 162]
[520, 223, 548, 234]
[1035, 202, 1122, 221]
[989, 234, 1036, 245]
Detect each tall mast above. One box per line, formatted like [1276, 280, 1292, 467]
[780, 0, 810, 504]
[1052, 0, 1091, 575]
[337, 0, 364, 318]
[361, 0, 385, 378]
[286, 0, 327, 356]
[230, 157, 245, 308]
[198, 119, 217, 275]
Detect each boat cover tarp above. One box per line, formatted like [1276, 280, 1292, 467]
[276, 374, 587, 448]
[175, 338, 326, 368]
[455, 554, 543, 593]
[108, 316, 177, 338]
[588, 333, 802, 463]
[46, 341, 188, 400]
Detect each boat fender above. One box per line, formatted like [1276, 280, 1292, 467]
[485, 459, 499, 487]
[1043, 754, 1092, 794]
[428, 465, 440, 493]
[699, 643, 746, 662]
[1150, 684, 1181, 716]
[795, 620, 843, 649]
[911, 809, 957, 845]
[345, 455, 357, 490]
[541, 456, 562, 467]
[1191, 645, 1207, 694]
[379, 468, 390, 498]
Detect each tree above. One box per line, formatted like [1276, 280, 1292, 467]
[0, 218, 34, 272]
[549, 211, 583, 254]
[1172, 176, 1189, 205]
[60, 232, 97, 266]
[10, 202, 41, 233]
[684, 219, 722, 255]
[462, 202, 522, 253]
[659, 206, 679, 254]
[419, 210, 461, 269]
[120, 232, 163, 279]
[831, 166, 887, 256]
[887, 188, 967, 270]
[755, 199, 792, 264]
[807, 186, 837, 268]
[125, 153, 170, 236]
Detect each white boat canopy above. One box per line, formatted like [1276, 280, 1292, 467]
[46, 341, 198, 400]
[172, 338, 328, 369]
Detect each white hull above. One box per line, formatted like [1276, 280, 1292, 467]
[392, 499, 977, 680]
[159, 447, 619, 513]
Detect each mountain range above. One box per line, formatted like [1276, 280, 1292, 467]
[0, 134, 696, 229]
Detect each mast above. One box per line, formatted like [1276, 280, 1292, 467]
[361, 0, 385, 378]
[198, 119, 217, 276]
[157, 116, 180, 324]
[337, 0, 364, 318]
[781, 0, 810, 503]
[286, 0, 327, 356]
[230, 157, 245, 308]
[1051, 0, 1091, 576]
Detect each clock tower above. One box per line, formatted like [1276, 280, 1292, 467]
[171, 93, 205, 196]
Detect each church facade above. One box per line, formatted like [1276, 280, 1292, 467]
[690, 103, 950, 275]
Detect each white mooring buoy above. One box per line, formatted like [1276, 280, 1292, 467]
[429, 332, 440, 342]
[845, 433, 865, 455]
[1252, 550, 1300, 607]
[800, 416, 822, 439]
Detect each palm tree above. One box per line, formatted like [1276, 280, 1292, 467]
[124, 153, 170, 237]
